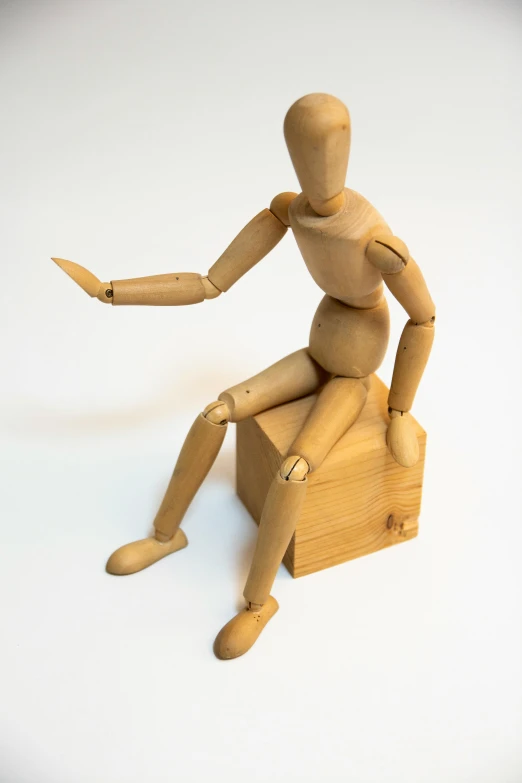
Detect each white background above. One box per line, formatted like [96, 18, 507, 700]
[1, 1, 521, 781]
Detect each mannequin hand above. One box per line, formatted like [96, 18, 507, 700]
[52, 257, 112, 303]
[386, 409, 419, 467]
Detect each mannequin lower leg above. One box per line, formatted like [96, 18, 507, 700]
[154, 401, 229, 540]
[214, 456, 308, 659]
[213, 375, 368, 658]
[106, 401, 229, 575]
[243, 458, 308, 606]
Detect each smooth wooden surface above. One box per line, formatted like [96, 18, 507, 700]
[52, 257, 112, 302]
[365, 235, 409, 274]
[213, 596, 279, 660]
[207, 208, 287, 292]
[289, 188, 391, 303]
[386, 410, 420, 467]
[308, 295, 390, 378]
[289, 376, 367, 471]
[201, 276, 221, 299]
[153, 412, 227, 539]
[236, 375, 425, 578]
[388, 319, 435, 412]
[106, 529, 188, 575]
[269, 192, 298, 226]
[284, 94, 351, 216]
[383, 257, 436, 324]
[219, 348, 328, 423]
[243, 473, 307, 605]
[111, 272, 205, 306]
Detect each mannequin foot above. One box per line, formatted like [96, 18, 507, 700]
[213, 596, 279, 660]
[106, 529, 188, 575]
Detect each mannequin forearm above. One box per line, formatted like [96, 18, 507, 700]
[109, 207, 287, 305]
[111, 272, 208, 306]
[388, 318, 435, 412]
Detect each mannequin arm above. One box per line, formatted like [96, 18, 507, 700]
[366, 235, 435, 466]
[367, 235, 435, 411]
[52, 194, 296, 306]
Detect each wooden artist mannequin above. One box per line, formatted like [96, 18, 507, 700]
[53, 94, 435, 659]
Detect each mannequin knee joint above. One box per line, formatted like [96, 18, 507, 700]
[203, 400, 230, 425]
[280, 455, 310, 482]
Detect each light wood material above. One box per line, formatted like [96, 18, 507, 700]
[213, 595, 279, 660]
[386, 411, 420, 468]
[289, 376, 367, 471]
[366, 235, 409, 274]
[106, 529, 188, 575]
[111, 272, 205, 306]
[308, 295, 390, 378]
[289, 189, 391, 303]
[202, 400, 230, 425]
[343, 285, 384, 310]
[52, 93, 434, 660]
[219, 348, 329, 423]
[52, 257, 112, 303]
[207, 208, 287, 292]
[388, 320, 435, 412]
[269, 192, 298, 226]
[153, 410, 228, 539]
[236, 375, 425, 578]
[280, 455, 309, 481]
[243, 473, 308, 605]
[284, 94, 351, 216]
[383, 257, 436, 324]
[201, 276, 221, 298]
[52, 257, 101, 297]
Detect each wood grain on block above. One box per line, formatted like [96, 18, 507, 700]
[236, 375, 425, 578]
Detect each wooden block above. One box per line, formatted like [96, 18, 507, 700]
[236, 375, 426, 578]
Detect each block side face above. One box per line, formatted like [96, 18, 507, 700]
[292, 434, 426, 577]
[293, 527, 419, 578]
[236, 417, 279, 521]
[236, 417, 297, 576]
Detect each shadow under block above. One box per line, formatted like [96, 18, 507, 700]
[236, 375, 426, 578]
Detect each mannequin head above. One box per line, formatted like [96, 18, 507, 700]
[284, 93, 351, 216]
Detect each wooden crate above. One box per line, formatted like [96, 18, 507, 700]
[236, 375, 426, 578]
